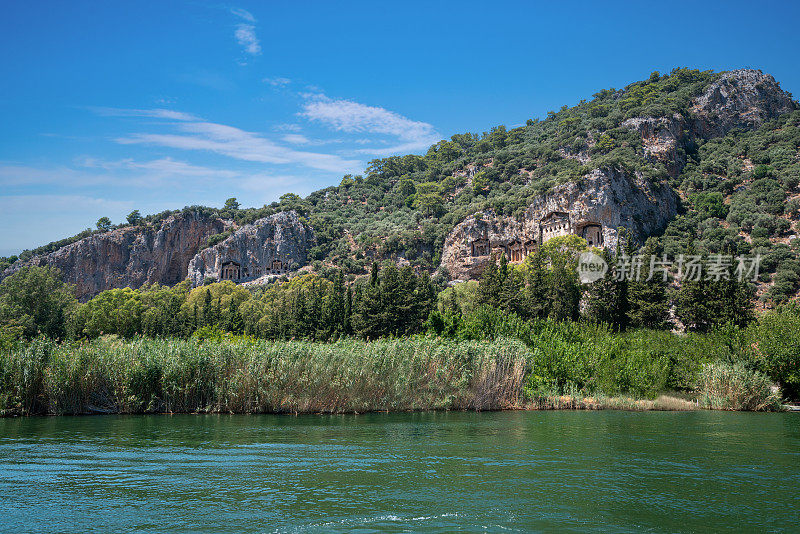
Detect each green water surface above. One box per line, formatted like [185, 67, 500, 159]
[0, 411, 798, 533]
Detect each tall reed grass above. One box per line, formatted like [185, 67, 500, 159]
[697, 361, 782, 411]
[0, 336, 530, 416]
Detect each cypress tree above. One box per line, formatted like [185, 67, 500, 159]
[584, 249, 629, 331]
[628, 243, 671, 330]
[523, 249, 549, 319]
[477, 253, 503, 308]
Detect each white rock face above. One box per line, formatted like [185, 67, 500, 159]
[691, 69, 795, 137]
[187, 211, 314, 286]
[0, 211, 229, 301]
[440, 167, 677, 281]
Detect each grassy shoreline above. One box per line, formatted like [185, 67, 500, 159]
[1, 335, 788, 416]
[0, 336, 529, 417]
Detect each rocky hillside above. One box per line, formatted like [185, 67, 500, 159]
[1, 210, 230, 300]
[441, 167, 678, 280]
[3, 68, 799, 303]
[441, 69, 795, 281]
[187, 211, 314, 286]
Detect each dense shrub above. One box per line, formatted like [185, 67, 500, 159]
[755, 306, 800, 399]
[0, 266, 77, 340]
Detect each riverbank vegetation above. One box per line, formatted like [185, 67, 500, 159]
[1, 257, 799, 415]
[0, 337, 528, 416]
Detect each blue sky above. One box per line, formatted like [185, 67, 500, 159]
[2, 0, 799, 256]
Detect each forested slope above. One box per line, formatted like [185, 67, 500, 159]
[3, 67, 799, 302]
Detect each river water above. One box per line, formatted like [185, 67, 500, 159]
[0, 411, 798, 533]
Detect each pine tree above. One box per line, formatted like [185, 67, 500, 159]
[547, 256, 580, 322]
[396, 266, 417, 335]
[415, 270, 437, 329]
[226, 299, 243, 333]
[329, 270, 346, 337]
[345, 285, 353, 335]
[499, 266, 524, 316]
[354, 262, 384, 339]
[675, 252, 754, 332]
[381, 263, 401, 335]
[201, 289, 212, 327]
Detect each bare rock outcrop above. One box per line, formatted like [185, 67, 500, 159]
[691, 69, 795, 138]
[621, 115, 687, 177]
[624, 69, 795, 177]
[1, 211, 229, 301]
[187, 211, 313, 286]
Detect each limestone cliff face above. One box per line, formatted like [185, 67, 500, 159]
[623, 69, 795, 177]
[439, 212, 533, 281]
[0, 211, 229, 301]
[523, 166, 677, 245]
[691, 69, 795, 138]
[441, 167, 677, 281]
[187, 211, 313, 286]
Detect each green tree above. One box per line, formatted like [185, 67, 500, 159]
[521, 250, 550, 319]
[472, 171, 490, 195]
[628, 253, 671, 330]
[477, 254, 504, 308]
[756, 305, 800, 399]
[0, 266, 76, 339]
[353, 262, 383, 339]
[126, 210, 142, 226]
[541, 235, 585, 322]
[584, 250, 628, 330]
[413, 192, 444, 218]
[96, 217, 112, 231]
[675, 258, 754, 333]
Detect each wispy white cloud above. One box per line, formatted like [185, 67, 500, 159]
[90, 107, 200, 122]
[77, 157, 239, 180]
[273, 123, 302, 132]
[235, 25, 261, 56]
[229, 7, 255, 22]
[231, 8, 261, 57]
[112, 110, 361, 174]
[0, 156, 247, 190]
[264, 76, 291, 87]
[300, 95, 441, 155]
[0, 158, 320, 209]
[281, 133, 310, 145]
